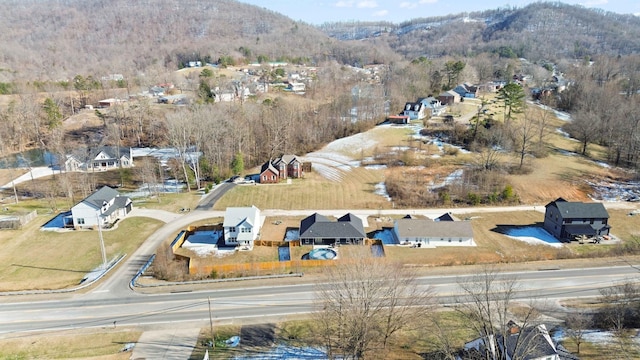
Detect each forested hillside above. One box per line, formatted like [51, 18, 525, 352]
[1, 1, 638, 83]
[0, 0, 398, 82]
[320, 2, 640, 62]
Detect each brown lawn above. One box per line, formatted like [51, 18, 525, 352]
[214, 168, 387, 210]
[0, 215, 163, 291]
[0, 328, 141, 360]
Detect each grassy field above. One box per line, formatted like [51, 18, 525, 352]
[0, 328, 141, 360]
[214, 168, 388, 210]
[0, 214, 163, 291]
[133, 191, 202, 212]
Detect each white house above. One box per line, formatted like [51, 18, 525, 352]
[287, 82, 305, 93]
[64, 155, 83, 172]
[70, 186, 132, 230]
[223, 206, 263, 250]
[87, 147, 134, 171]
[393, 217, 474, 248]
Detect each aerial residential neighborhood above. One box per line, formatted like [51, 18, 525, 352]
[0, 0, 639, 359]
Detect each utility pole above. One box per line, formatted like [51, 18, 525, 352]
[208, 297, 214, 349]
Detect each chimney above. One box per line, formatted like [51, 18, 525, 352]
[507, 320, 520, 335]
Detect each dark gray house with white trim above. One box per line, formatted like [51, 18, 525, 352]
[543, 198, 610, 242]
[299, 213, 366, 246]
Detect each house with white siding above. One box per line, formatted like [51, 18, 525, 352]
[70, 186, 132, 230]
[393, 216, 474, 248]
[223, 206, 263, 250]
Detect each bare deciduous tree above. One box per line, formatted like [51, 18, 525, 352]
[454, 268, 542, 360]
[314, 250, 434, 359]
[564, 311, 591, 354]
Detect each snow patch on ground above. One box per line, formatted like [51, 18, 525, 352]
[374, 182, 391, 201]
[132, 147, 201, 167]
[554, 328, 640, 345]
[587, 179, 640, 202]
[364, 164, 387, 170]
[182, 230, 222, 257]
[553, 110, 572, 121]
[594, 160, 611, 168]
[232, 344, 328, 359]
[555, 128, 577, 141]
[556, 149, 577, 156]
[504, 226, 563, 248]
[124, 179, 186, 198]
[429, 169, 464, 190]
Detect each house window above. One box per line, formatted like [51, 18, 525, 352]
[271, 175, 275, 180]
[229, 237, 236, 241]
[229, 227, 236, 232]
[78, 218, 85, 225]
[262, 176, 266, 181]
[590, 219, 594, 224]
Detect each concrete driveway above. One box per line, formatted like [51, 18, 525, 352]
[131, 327, 201, 360]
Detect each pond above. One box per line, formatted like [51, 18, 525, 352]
[0, 149, 58, 169]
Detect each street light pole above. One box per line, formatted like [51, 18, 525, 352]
[96, 215, 107, 270]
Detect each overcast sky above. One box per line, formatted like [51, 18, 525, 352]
[237, 0, 640, 24]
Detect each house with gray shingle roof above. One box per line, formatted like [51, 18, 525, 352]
[543, 197, 610, 241]
[87, 146, 133, 172]
[299, 213, 366, 246]
[71, 186, 132, 229]
[393, 216, 474, 248]
[463, 323, 564, 360]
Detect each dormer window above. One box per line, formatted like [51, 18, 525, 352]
[406, 104, 411, 110]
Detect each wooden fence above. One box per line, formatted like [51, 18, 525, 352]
[190, 258, 335, 276]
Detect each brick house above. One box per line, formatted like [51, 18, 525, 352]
[259, 155, 303, 183]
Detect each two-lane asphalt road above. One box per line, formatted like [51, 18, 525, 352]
[2, 266, 639, 337]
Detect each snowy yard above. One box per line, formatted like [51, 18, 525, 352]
[182, 230, 223, 256]
[504, 226, 563, 248]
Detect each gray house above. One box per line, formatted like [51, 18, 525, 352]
[299, 213, 366, 246]
[393, 217, 474, 248]
[543, 198, 610, 241]
[463, 323, 562, 360]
